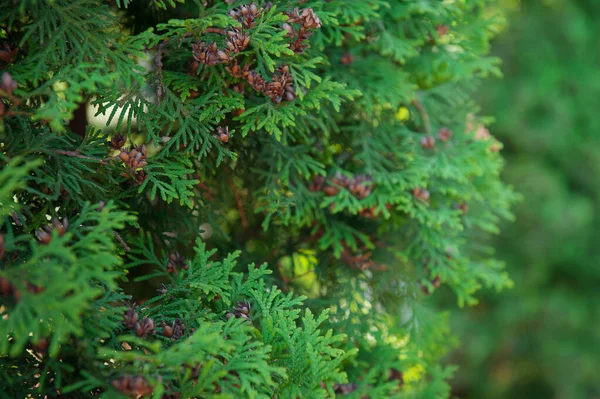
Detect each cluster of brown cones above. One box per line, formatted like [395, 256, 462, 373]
[309, 173, 385, 218]
[166, 252, 188, 274]
[37, 217, 69, 244]
[111, 375, 153, 397]
[214, 126, 230, 143]
[191, 4, 257, 67]
[161, 319, 185, 339]
[309, 173, 373, 200]
[225, 63, 296, 103]
[283, 7, 322, 54]
[190, 4, 321, 104]
[226, 300, 252, 323]
[123, 306, 155, 338]
[117, 144, 148, 185]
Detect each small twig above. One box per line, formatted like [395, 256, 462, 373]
[5, 110, 33, 117]
[10, 211, 22, 227]
[411, 98, 431, 134]
[227, 178, 248, 229]
[196, 180, 215, 201]
[114, 231, 130, 252]
[278, 262, 290, 289]
[193, 172, 215, 201]
[53, 150, 109, 165]
[181, 27, 225, 39]
[204, 27, 226, 34]
[0, 88, 22, 106]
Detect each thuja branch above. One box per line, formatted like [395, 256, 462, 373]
[228, 178, 248, 229]
[114, 231, 130, 252]
[412, 98, 431, 134]
[52, 150, 110, 164]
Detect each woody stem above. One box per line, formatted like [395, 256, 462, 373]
[411, 98, 432, 135]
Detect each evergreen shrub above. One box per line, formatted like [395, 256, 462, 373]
[0, 1, 515, 397]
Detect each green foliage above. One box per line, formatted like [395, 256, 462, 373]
[0, 1, 515, 398]
[1, 202, 133, 358]
[58, 240, 347, 398]
[449, 1, 600, 398]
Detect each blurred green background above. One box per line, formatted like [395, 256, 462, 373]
[448, 0, 600, 398]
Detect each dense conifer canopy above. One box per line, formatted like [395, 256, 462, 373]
[0, 1, 515, 397]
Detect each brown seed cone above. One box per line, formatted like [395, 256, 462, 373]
[421, 275, 441, 294]
[226, 300, 252, 322]
[192, 42, 221, 66]
[436, 25, 450, 37]
[119, 145, 148, 175]
[112, 375, 153, 396]
[323, 185, 339, 196]
[231, 83, 245, 95]
[246, 70, 265, 92]
[334, 383, 358, 394]
[123, 307, 139, 329]
[389, 367, 404, 390]
[282, 22, 294, 37]
[118, 151, 130, 163]
[37, 218, 69, 244]
[286, 8, 322, 29]
[52, 217, 69, 235]
[421, 135, 435, 150]
[226, 62, 250, 79]
[412, 188, 430, 203]
[437, 127, 452, 142]
[26, 281, 44, 294]
[308, 175, 326, 192]
[0, 277, 14, 297]
[157, 284, 168, 296]
[0, 72, 17, 95]
[110, 134, 126, 150]
[358, 207, 377, 219]
[340, 52, 355, 65]
[0, 43, 18, 64]
[330, 173, 350, 188]
[133, 169, 147, 185]
[162, 321, 173, 337]
[172, 319, 185, 339]
[214, 126, 230, 143]
[167, 252, 187, 273]
[135, 317, 155, 337]
[32, 337, 49, 353]
[229, 4, 263, 29]
[252, 65, 296, 103]
[339, 244, 377, 271]
[225, 28, 250, 53]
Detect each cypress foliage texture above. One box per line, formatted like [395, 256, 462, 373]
[0, 1, 517, 398]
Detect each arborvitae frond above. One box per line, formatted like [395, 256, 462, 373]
[0, 202, 133, 357]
